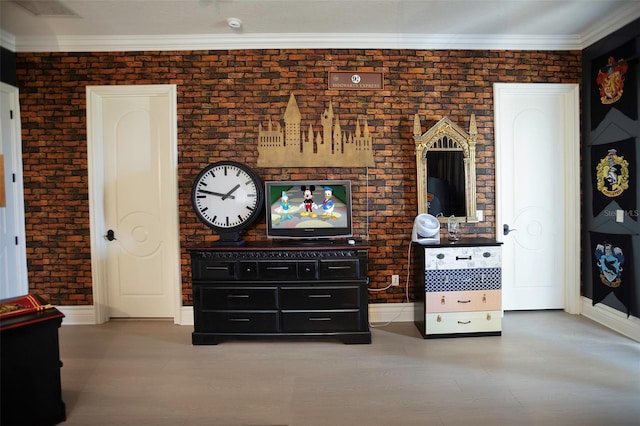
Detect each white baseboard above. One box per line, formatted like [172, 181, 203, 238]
[581, 297, 640, 342]
[181, 306, 193, 325]
[369, 302, 414, 323]
[58, 303, 415, 326]
[56, 305, 97, 325]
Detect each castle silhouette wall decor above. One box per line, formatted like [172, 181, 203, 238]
[257, 93, 375, 167]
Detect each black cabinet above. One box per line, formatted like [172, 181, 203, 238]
[1, 303, 66, 426]
[189, 243, 371, 344]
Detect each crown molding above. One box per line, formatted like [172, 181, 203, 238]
[11, 32, 586, 53]
[4, 5, 639, 54]
[580, 3, 640, 48]
[0, 30, 16, 52]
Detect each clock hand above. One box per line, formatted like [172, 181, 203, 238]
[222, 184, 241, 200]
[197, 189, 235, 199]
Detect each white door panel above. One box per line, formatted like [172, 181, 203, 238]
[88, 85, 180, 321]
[494, 84, 580, 312]
[0, 83, 28, 299]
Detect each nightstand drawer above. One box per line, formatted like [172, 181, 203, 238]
[281, 287, 360, 309]
[282, 311, 360, 332]
[425, 290, 501, 312]
[425, 267, 501, 292]
[199, 287, 278, 310]
[201, 312, 279, 333]
[425, 311, 501, 334]
[424, 246, 501, 270]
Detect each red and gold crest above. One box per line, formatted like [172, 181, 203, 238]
[596, 56, 628, 105]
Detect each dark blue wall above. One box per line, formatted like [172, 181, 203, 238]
[582, 18, 640, 317]
[1, 47, 17, 86]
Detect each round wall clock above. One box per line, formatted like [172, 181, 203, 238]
[191, 161, 264, 245]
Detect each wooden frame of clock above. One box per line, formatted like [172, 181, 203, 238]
[191, 161, 264, 246]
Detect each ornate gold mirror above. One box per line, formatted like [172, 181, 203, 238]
[413, 114, 478, 223]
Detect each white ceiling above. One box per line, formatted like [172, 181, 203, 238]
[1, 0, 640, 52]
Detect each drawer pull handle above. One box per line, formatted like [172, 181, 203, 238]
[228, 318, 251, 322]
[457, 299, 471, 304]
[266, 266, 291, 271]
[327, 266, 352, 270]
[441, 296, 445, 304]
[227, 294, 250, 299]
[205, 266, 229, 271]
[309, 317, 332, 321]
[456, 256, 472, 260]
[457, 320, 471, 325]
[483, 294, 487, 303]
[436, 315, 442, 322]
[486, 313, 492, 321]
[308, 294, 332, 298]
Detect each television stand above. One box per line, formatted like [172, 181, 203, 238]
[188, 243, 371, 345]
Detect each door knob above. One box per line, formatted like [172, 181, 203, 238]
[105, 229, 117, 241]
[503, 224, 517, 236]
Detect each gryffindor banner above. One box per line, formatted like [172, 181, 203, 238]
[591, 138, 636, 221]
[590, 232, 637, 317]
[590, 40, 637, 130]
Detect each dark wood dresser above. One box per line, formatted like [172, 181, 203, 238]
[189, 242, 371, 345]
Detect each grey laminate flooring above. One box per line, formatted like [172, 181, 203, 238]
[58, 311, 640, 426]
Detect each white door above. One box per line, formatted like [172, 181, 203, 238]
[0, 83, 28, 299]
[494, 83, 580, 313]
[87, 85, 181, 322]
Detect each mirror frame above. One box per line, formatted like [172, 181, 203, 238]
[413, 114, 478, 223]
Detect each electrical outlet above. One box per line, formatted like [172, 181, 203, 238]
[391, 275, 400, 286]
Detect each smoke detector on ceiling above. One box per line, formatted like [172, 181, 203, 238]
[227, 18, 242, 30]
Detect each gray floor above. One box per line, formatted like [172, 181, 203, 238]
[58, 311, 640, 426]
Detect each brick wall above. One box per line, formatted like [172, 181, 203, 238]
[16, 48, 581, 306]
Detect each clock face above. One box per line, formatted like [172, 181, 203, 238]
[191, 161, 263, 233]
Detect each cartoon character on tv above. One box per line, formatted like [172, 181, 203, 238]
[279, 191, 293, 221]
[299, 185, 318, 217]
[321, 186, 337, 219]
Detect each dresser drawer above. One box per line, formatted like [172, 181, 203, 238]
[423, 246, 501, 270]
[282, 311, 361, 332]
[198, 287, 278, 310]
[319, 259, 360, 280]
[192, 259, 236, 280]
[200, 311, 279, 333]
[258, 261, 298, 280]
[238, 261, 258, 280]
[280, 287, 360, 309]
[425, 311, 501, 334]
[425, 290, 501, 312]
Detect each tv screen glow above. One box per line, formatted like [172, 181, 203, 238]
[265, 180, 353, 239]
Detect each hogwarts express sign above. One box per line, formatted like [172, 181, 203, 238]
[328, 71, 384, 90]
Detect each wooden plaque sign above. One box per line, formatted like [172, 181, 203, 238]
[328, 71, 384, 90]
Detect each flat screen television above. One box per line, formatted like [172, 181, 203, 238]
[265, 180, 353, 240]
